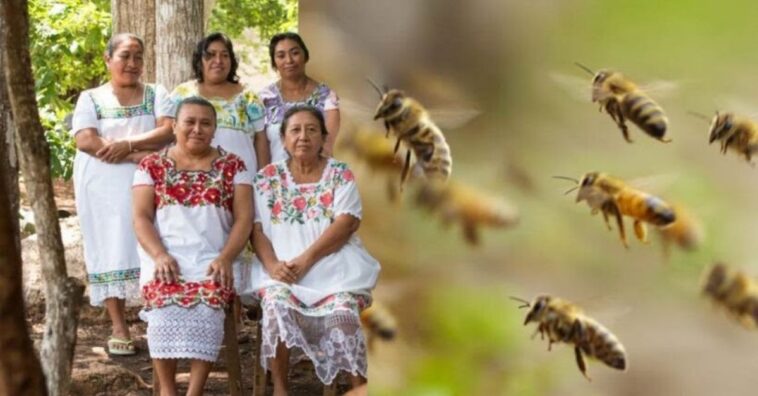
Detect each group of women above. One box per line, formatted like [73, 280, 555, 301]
[71, 31, 379, 396]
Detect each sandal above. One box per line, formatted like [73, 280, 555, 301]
[107, 336, 137, 356]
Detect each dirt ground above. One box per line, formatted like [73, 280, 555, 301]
[22, 180, 350, 395]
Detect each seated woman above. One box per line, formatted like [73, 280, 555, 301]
[246, 105, 380, 395]
[171, 32, 269, 172]
[132, 97, 253, 396]
[259, 32, 341, 162]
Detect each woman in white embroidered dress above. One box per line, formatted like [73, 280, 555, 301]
[170, 32, 269, 173]
[248, 105, 379, 395]
[71, 33, 174, 355]
[259, 32, 340, 162]
[132, 97, 253, 395]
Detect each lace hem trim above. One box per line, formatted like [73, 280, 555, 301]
[88, 278, 141, 307]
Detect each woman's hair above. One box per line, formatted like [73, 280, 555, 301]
[268, 32, 310, 69]
[192, 32, 240, 83]
[106, 33, 144, 57]
[280, 105, 327, 139]
[175, 96, 218, 124]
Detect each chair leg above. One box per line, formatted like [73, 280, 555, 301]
[224, 298, 243, 396]
[323, 381, 338, 396]
[251, 305, 267, 396]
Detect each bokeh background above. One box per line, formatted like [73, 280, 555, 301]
[299, 1, 758, 395]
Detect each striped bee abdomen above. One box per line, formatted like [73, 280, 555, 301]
[621, 92, 668, 139]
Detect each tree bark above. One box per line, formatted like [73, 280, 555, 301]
[0, 1, 85, 395]
[111, 0, 156, 83]
[0, 11, 46, 396]
[155, 0, 204, 91]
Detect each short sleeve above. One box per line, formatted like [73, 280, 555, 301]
[154, 84, 176, 119]
[323, 87, 339, 111]
[234, 163, 254, 186]
[133, 164, 155, 187]
[71, 91, 98, 136]
[332, 164, 361, 220]
[133, 154, 161, 187]
[245, 91, 266, 133]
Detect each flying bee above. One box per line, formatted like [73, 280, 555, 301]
[512, 295, 627, 380]
[368, 79, 453, 187]
[340, 126, 406, 201]
[414, 179, 519, 245]
[360, 302, 398, 351]
[656, 204, 704, 259]
[700, 111, 758, 164]
[575, 63, 672, 143]
[702, 263, 758, 328]
[556, 172, 676, 248]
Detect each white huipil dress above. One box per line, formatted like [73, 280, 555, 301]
[258, 81, 339, 163]
[243, 159, 381, 384]
[70, 84, 173, 306]
[134, 148, 253, 362]
[169, 81, 266, 174]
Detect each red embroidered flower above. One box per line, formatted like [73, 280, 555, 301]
[191, 182, 204, 192]
[190, 194, 203, 206]
[272, 201, 282, 216]
[293, 196, 307, 211]
[342, 169, 354, 182]
[263, 164, 277, 177]
[180, 296, 193, 306]
[148, 165, 165, 180]
[204, 281, 219, 291]
[203, 187, 221, 204]
[196, 173, 207, 183]
[208, 297, 220, 306]
[319, 191, 333, 206]
[167, 184, 190, 202]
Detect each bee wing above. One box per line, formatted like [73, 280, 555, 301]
[637, 79, 681, 99]
[626, 173, 678, 195]
[712, 96, 758, 119]
[575, 295, 632, 327]
[427, 108, 481, 130]
[549, 71, 591, 102]
[340, 98, 378, 122]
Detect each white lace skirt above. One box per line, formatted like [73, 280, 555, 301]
[258, 285, 370, 385]
[143, 304, 225, 362]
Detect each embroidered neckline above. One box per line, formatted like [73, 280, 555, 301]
[281, 158, 333, 187]
[162, 146, 227, 174]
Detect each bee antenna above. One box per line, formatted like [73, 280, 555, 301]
[366, 78, 385, 97]
[687, 111, 711, 123]
[574, 62, 595, 76]
[509, 296, 531, 309]
[563, 186, 579, 195]
[552, 175, 579, 184]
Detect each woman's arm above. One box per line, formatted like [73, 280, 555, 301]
[287, 214, 359, 281]
[132, 185, 180, 283]
[207, 184, 254, 288]
[74, 128, 111, 157]
[323, 109, 340, 157]
[97, 117, 174, 163]
[254, 131, 271, 169]
[252, 223, 297, 284]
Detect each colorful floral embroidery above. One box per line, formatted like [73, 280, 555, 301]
[255, 161, 354, 225]
[142, 279, 235, 311]
[259, 82, 335, 125]
[90, 84, 156, 119]
[170, 81, 265, 133]
[138, 149, 246, 210]
[88, 268, 140, 284]
[258, 285, 369, 315]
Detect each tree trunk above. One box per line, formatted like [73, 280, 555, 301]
[0, 11, 46, 396]
[155, 0, 204, 91]
[111, 0, 156, 83]
[0, 1, 85, 395]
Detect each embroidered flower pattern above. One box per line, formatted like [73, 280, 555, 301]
[90, 84, 156, 120]
[142, 279, 235, 311]
[257, 285, 370, 316]
[259, 82, 336, 125]
[170, 81, 265, 134]
[255, 161, 354, 225]
[138, 148, 246, 210]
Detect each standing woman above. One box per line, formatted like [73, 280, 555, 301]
[71, 33, 174, 355]
[259, 32, 341, 162]
[170, 32, 269, 172]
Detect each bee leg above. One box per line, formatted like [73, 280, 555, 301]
[602, 210, 612, 230]
[384, 121, 391, 138]
[575, 346, 591, 381]
[393, 137, 402, 154]
[605, 201, 628, 248]
[633, 220, 648, 243]
[400, 149, 412, 190]
[462, 222, 480, 246]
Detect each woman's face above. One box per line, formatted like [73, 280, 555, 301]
[174, 104, 216, 154]
[273, 39, 306, 79]
[283, 111, 324, 161]
[106, 39, 144, 87]
[202, 40, 232, 84]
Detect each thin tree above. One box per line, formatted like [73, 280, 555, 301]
[0, 1, 85, 395]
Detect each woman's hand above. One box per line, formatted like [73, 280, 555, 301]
[207, 257, 234, 289]
[286, 253, 315, 283]
[96, 139, 132, 163]
[154, 253, 180, 283]
[268, 260, 298, 284]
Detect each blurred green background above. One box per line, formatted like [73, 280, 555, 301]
[301, 1, 758, 395]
